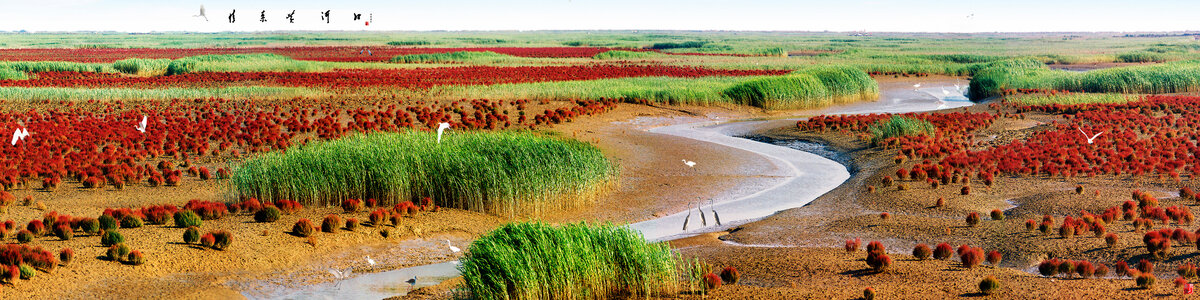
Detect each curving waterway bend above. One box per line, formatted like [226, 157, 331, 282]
[248, 78, 973, 299]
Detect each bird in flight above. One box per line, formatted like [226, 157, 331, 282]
[10, 128, 29, 145]
[436, 122, 451, 144]
[135, 115, 148, 133]
[1076, 126, 1104, 144]
[194, 5, 208, 21]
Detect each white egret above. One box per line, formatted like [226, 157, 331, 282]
[913, 83, 922, 90]
[941, 87, 951, 96]
[682, 159, 696, 167]
[436, 122, 451, 144]
[446, 240, 460, 253]
[136, 115, 148, 133]
[365, 255, 376, 267]
[1076, 126, 1104, 144]
[328, 267, 353, 287]
[10, 128, 29, 146]
[194, 5, 208, 21]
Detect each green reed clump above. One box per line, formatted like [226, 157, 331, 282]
[1117, 51, 1168, 63]
[389, 51, 514, 63]
[869, 116, 935, 146]
[0, 86, 320, 102]
[0, 61, 114, 73]
[792, 65, 879, 103]
[166, 53, 323, 74]
[112, 58, 171, 76]
[723, 65, 878, 110]
[459, 222, 679, 300]
[1008, 93, 1140, 106]
[0, 68, 26, 80]
[723, 74, 829, 110]
[592, 50, 660, 60]
[970, 60, 1200, 99]
[231, 131, 614, 217]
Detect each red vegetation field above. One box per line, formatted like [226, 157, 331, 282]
[0, 65, 785, 90]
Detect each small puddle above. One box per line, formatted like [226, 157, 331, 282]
[245, 261, 461, 300]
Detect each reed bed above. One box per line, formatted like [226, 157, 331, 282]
[0, 61, 115, 73]
[231, 131, 615, 217]
[722, 65, 878, 110]
[459, 222, 680, 300]
[389, 51, 516, 63]
[0, 68, 27, 80]
[112, 58, 172, 76]
[869, 116, 935, 146]
[166, 53, 325, 74]
[592, 50, 660, 60]
[1007, 93, 1141, 106]
[970, 60, 1200, 99]
[0, 86, 320, 101]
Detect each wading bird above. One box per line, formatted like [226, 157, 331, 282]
[710, 199, 721, 226]
[682, 202, 692, 231]
[135, 115, 147, 133]
[193, 5, 208, 21]
[697, 200, 707, 227]
[446, 240, 460, 253]
[941, 87, 951, 96]
[682, 159, 696, 167]
[436, 122, 450, 144]
[10, 128, 28, 146]
[406, 276, 418, 291]
[912, 83, 922, 90]
[365, 256, 376, 267]
[1076, 126, 1104, 144]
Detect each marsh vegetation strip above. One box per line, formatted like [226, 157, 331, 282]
[231, 131, 615, 217]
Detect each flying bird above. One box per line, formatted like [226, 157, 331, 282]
[446, 240, 460, 253]
[194, 5, 208, 21]
[136, 115, 147, 133]
[1076, 126, 1104, 144]
[682, 159, 696, 168]
[10, 128, 28, 146]
[328, 267, 353, 287]
[436, 122, 451, 144]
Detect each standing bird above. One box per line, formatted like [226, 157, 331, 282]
[436, 122, 451, 144]
[682, 159, 696, 167]
[135, 115, 147, 133]
[697, 200, 707, 227]
[1076, 126, 1104, 144]
[912, 83, 921, 90]
[682, 202, 692, 231]
[365, 255, 376, 267]
[406, 276, 418, 291]
[193, 5, 208, 21]
[710, 199, 721, 226]
[446, 240, 460, 253]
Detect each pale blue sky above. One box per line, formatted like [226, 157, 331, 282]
[0, 0, 1196, 32]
